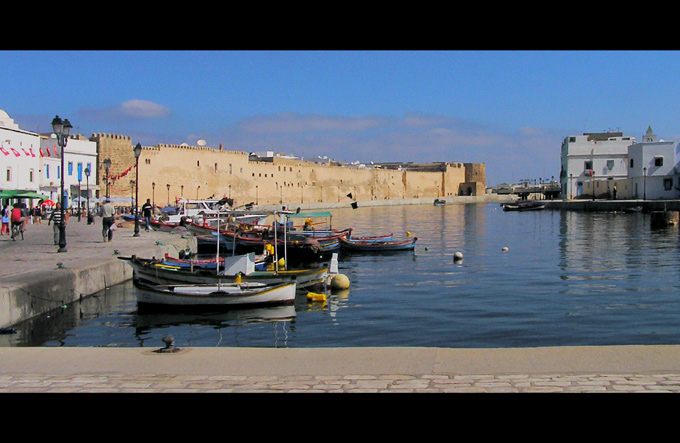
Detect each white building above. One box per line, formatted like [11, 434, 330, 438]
[0, 108, 99, 210]
[0, 108, 45, 203]
[40, 134, 98, 210]
[561, 126, 680, 200]
[627, 127, 679, 200]
[560, 131, 635, 199]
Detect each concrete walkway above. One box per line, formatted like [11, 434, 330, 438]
[2, 215, 680, 392]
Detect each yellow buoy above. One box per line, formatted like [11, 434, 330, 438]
[331, 273, 350, 289]
[234, 273, 242, 283]
[307, 291, 326, 302]
[406, 231, 412, 237]
[278, 257, 285, 267]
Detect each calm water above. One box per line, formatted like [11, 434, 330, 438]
[4, 203, 680, 349]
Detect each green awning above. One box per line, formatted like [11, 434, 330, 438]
[0, 190, 50, 200]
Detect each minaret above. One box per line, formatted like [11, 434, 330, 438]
[642, 125, 658, 143]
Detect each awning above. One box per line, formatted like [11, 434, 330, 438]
[0, 189, 50, 200]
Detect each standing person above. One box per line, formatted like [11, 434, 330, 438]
[1, 204, 9, 235]
[100, 199, 116, 242]
[141, 198, 153, 231]
[48, 202, 66, 245]
[34, 204, 41, 224]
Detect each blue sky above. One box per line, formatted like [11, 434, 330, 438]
[2, 50, 679, 185]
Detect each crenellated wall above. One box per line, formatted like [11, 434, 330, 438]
[89, 134, 486, 207]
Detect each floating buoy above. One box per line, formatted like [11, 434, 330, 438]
[277, 257, 285, 267]
[501, 247, 509, 252]
[307, 291, 326, 302]
[406, 231, 412, 237]
[331, 273, 350, 289]
[453, 252, 463, 262]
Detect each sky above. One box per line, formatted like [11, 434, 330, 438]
[2, 50, 679, 186]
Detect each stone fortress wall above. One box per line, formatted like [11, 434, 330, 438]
[90, 133, 486, 207]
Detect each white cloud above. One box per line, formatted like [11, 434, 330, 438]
[118, 99, 171, 118]
[78, 99, 171, 121]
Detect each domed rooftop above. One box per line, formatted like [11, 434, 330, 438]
[0, 109, 19, 130]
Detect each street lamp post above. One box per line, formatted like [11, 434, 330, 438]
[152, 182, 155, 209]
[133, 143, 141, 237]
[77, 178, 82, 222]
[643, 167, 647, 200]
[166, 184, 170, 206]
[85, 167, 92, 224]
[103, 158, 112, 200]
[51, 115, 72, 253]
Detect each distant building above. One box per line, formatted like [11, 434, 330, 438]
[560, 131, 635, 199]
[561, 126, 680, 200]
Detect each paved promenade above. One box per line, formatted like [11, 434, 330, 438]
[1, 215, 680, 392]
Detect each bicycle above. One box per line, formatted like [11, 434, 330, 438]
[11, 222, 23, 241]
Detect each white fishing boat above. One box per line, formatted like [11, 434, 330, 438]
[135, 280, 297, 307]
[165, 198, 269, 225]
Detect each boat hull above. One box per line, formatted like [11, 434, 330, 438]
[340, 237, 417, 252]
[135, 281, 296, 307]
[120, 256, 328, 289]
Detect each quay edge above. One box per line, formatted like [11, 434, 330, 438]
[543, 199, 680, 212]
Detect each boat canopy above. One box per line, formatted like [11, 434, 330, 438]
[286, 211, 332, 218]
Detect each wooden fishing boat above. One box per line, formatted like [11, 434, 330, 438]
[119, 254, 329, 289]
[347, 232, 393, 242]
[502, 201, 546, 211]
[339, 236, 417, 252]
[161, 252, 268, 270]
[134, 280, 296, 307]
[149, 218, 187, 232]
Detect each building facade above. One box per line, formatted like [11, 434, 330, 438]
[0, 109, 99, 209]
[563, 127, 680, 200]
[560, 131, 635, 199]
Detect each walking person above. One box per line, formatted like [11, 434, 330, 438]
[1, 204, 9, 235]
[48, 202, 67, 245]
[141, 198, 153, 231]
[100, 199, 116, 242]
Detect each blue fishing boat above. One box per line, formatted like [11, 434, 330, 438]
[340, 236, 417, 252]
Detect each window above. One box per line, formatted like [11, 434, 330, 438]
[6, 167, 11, 182]
[68, 162, 73, 176]
[584, 161, 593, 170]
[655, 157, 664, 167]
[664, 178, 673, 191]
[29, 169, 34, 182]
[215, 163, 218, 173]
[46, 164, 50, 179]
[630, 158, 634, 168]
[606, 160, 614, 170]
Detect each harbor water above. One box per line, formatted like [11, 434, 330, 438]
[5, 202, 680, 349]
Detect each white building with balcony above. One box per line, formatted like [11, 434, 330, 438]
[560, 131, 635, 199]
